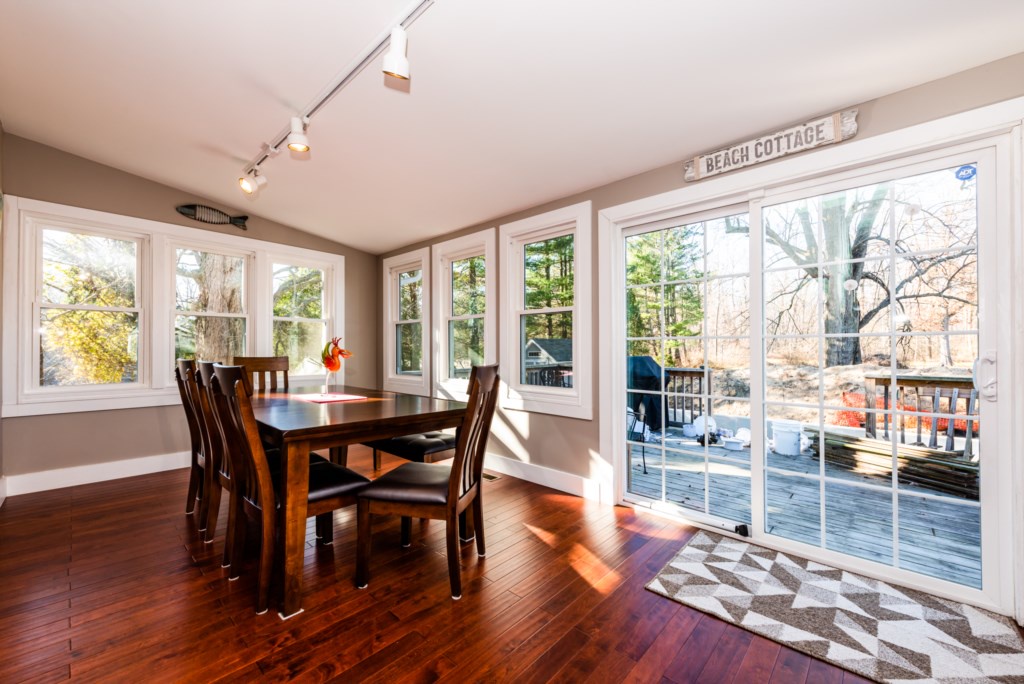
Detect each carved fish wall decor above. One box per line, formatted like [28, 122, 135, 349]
[176, 204, 248, 229]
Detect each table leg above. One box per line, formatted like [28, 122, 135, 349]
[329, 445, 348, 466]
[279, 440, 310, 619]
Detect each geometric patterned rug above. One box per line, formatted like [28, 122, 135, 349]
[646, 531, 1024, 683]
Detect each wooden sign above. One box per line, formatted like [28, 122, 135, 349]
[684, 109, 858, 182]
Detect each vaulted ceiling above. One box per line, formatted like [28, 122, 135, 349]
[2, 1, 1023, 253]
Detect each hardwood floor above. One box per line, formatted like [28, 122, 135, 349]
[0, 446, 872, 683]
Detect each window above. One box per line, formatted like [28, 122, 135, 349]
[2, 197, 344, 416]
[382, 247, 430, 395]
[500, 201, 592, 419]
[39, 226, 142, 388]
[173, 247, 246, 365]
[272, 263, 326, 375]
[431, 229, 496, 400]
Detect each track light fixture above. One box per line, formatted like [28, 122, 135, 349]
[236, 0, 434, 196]
[239, 168, 267, 195]
[286, 116, 311, 153]
[382, 26, 410, 80]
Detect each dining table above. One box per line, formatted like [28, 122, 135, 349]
[250, 383, 468, 618]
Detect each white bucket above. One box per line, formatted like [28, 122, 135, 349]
[772, 419, 804, 456]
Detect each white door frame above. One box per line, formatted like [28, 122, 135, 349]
[598, 97, 1024, 619]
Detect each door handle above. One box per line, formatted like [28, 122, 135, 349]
[972, 351, 997, 401]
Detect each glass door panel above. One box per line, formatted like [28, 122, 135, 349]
[624, 212, 752, 527]
[761, 160, 981, 589]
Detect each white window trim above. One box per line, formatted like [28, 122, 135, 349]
[2, 196, 344, 417]
[431, 229, 496, 401]
[499, 200, 592, 420]
[382, 247, 430, 396]
[598, 97, 1024, 619]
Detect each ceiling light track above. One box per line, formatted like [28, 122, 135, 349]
[238, 0, 434, 193]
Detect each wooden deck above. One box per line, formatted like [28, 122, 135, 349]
[627, 436, 982, 589]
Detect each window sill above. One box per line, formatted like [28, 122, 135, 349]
[501, 384, 593, 420]
[3, 390, 181, 417]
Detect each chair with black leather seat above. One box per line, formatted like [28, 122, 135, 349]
[362, 431, 458, 470]
[355, 364, 499, 599]
[231, 355, 289, 393]
[175, 359, 208, 523]
[211, 364, 370, 614]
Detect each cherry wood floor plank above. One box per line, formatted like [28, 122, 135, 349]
[768, 648, 813, 684]
[0, 466, 866, 683]
[623, 606, 699, 683]
[693, 623, 754, 682]
[731, 635, 782, 683]
[806, 656, 846, 684]
[662, 613, 729, 684]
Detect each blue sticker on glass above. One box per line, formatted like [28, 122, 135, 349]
[955, 165, 977, 181]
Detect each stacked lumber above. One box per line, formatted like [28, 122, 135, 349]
[805, 427, 978, 500]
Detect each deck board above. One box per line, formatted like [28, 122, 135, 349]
[626, 436, 982, 588]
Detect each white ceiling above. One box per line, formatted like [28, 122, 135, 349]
[2, 1, 1023, 255]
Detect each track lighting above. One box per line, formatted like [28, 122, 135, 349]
[235, 0, 434, 194]
[286, 116, 310, 153]
[239, 169, 267, 195]
[382, 26, 410, 80]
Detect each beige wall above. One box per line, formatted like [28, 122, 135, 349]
[382, 51, 1024, 482]
[0, 135, 381, 476]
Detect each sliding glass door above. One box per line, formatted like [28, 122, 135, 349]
[620, 142, 1003, 604]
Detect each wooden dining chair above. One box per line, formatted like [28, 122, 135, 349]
[231, 355, 289, 392]
[355, 364, 500, 599]
[175, 359, 208, 523]
[210, 364, 370, 614]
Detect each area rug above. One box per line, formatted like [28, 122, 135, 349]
[646, 531, 1024, 683]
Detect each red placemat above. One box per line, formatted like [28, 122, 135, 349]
[292, 393, 367, 403]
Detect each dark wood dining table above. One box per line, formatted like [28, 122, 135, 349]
[250, 384, 468, 618]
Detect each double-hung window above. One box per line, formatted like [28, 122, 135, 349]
[38, 224, 143, 389]
[382, 247, 430, 395]
[432, 229, 496, 400]
[500, 201, 592, 419]
[272, 263, 327, 375]
[173, 246, 247, 365]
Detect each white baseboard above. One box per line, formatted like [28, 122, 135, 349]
[5, 451, 190, 497]
[0, 475, 7, 509]
[483, 452, 610, 503]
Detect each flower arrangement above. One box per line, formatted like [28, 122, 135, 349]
[321, 336, 352, 386]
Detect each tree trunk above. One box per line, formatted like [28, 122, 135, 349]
[822, 196, 863, 366]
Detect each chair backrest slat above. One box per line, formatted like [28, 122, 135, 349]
[196, 361, 229, 481]
[175, 359, 202, 459]
[231, 356, 289, 393]
[211, 365, 275, 510]
[449, 364, 500, 502]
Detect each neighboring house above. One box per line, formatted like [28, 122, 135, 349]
[523, 338, 572, 367]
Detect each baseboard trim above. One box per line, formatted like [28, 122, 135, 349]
[5, 451, 190, 497]
[0, 476, 7, 509]
[483, 453, 607, 502]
